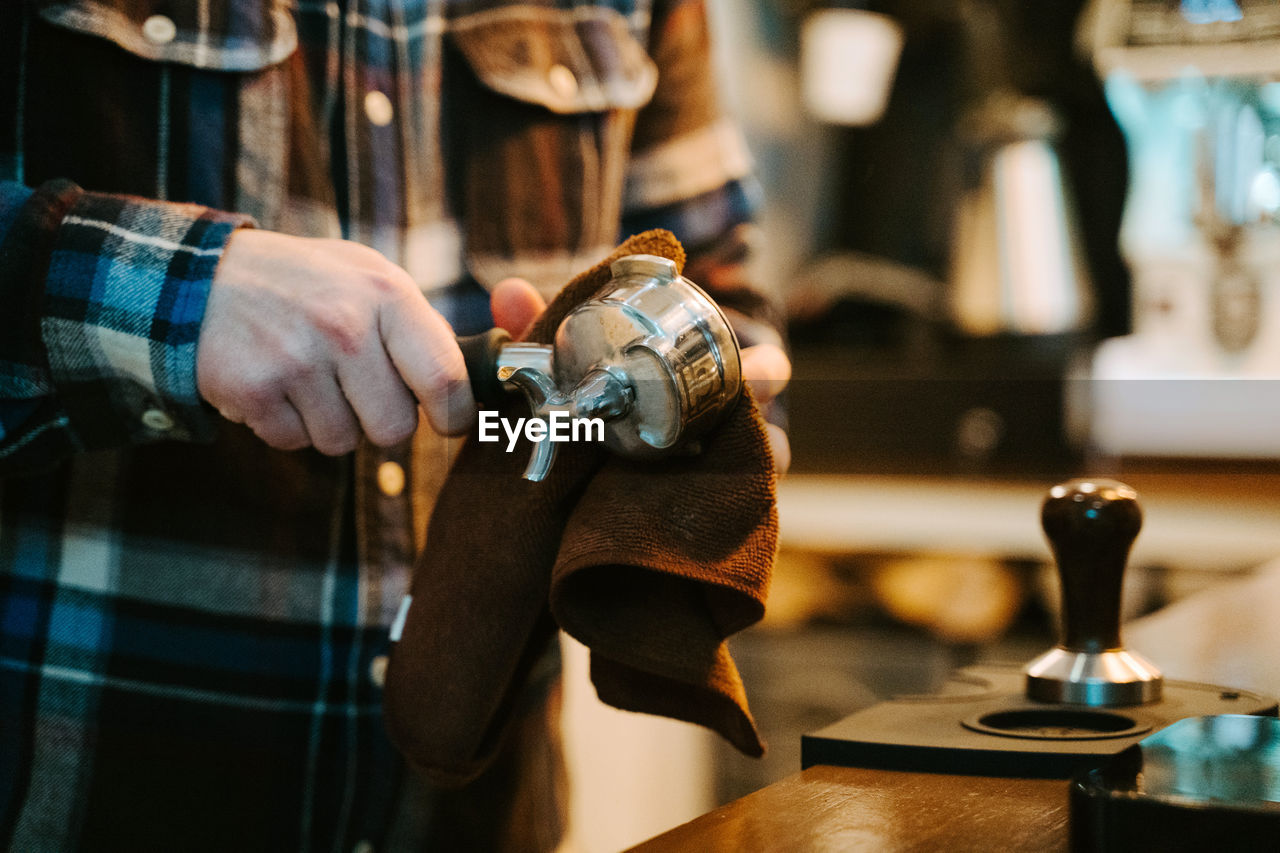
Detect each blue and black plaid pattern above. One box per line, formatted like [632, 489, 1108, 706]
[0, 0, 768, 849]
[0, 179, 250, 467]
[44, 186, 251, 450]
[0, 421, 406, 850]
[0, 181, 63, 468]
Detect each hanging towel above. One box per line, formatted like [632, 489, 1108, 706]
[383, 230, 777, 785]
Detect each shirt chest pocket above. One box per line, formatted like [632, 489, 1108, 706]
[445, 6, 658, 298]
[24, 0, 296, 208]
[36, 0, 295, 70]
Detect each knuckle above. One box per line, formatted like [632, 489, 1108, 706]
[366, 409, 418, 448]
[366, 269, 404, 296]
[313, 430, 358, 457]
[238, 335, 319, 393]
[237, 376, 282, 411]
[370, 257, 420, 297]
[369, 274, 419, 314]
[416, 362, 460, 405]
[306, 301, 372, 357]
[249, 420, 308, 451]
[278, 354, 322, 386]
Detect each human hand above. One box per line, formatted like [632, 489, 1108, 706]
[197, 229, 473, 454]
[740, 344, 791, 475]
[488, 277, 546, 342]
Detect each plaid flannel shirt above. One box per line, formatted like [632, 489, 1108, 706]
[0, 0, 772, 850]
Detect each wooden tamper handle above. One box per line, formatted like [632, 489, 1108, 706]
[1024, 479, 1163, 706]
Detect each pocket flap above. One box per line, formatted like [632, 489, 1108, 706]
[37, 0, 297, 72]
[449, 7, 658, 114]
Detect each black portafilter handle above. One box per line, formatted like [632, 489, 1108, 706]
[1024, 479, 1163, 706]
[456, 328, 512, 406]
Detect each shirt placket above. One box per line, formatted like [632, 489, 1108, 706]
[343, 1, 447, 632]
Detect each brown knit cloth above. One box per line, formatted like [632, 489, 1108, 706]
[383, 230, 777, 786]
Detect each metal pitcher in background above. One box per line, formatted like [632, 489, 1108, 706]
[947, 92, 1095, 337]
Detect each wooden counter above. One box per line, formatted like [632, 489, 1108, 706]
[630, 764, 1068, 852]
[633, 558, 1280, 851]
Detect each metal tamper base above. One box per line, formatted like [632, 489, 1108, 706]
[1024, 647, 1162, 706]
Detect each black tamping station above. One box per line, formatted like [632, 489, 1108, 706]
[802, 479, 1279, 779]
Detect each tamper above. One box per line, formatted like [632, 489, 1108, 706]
[1024, 479, 1163, 706]
[801, 478, 1277, 778]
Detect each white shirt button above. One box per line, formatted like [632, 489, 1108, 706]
[363, 90, 394, 127]
[368, 655, 388, 688]
[142, 14, 177, 46]
[141, 408, 175, 432]
[377, 461, 405, 497]
[547, 64, 579, 100]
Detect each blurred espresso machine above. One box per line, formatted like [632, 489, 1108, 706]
[1082, 0, 1280, 458]
[787, 1, 1120, 478]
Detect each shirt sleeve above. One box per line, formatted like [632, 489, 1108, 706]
[0, 179, 252, 473]
[622, 0, 785, 347]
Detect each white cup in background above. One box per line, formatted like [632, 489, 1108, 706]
[800, 9, 905, 126]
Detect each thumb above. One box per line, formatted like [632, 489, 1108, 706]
[490, 278, 546, 341]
